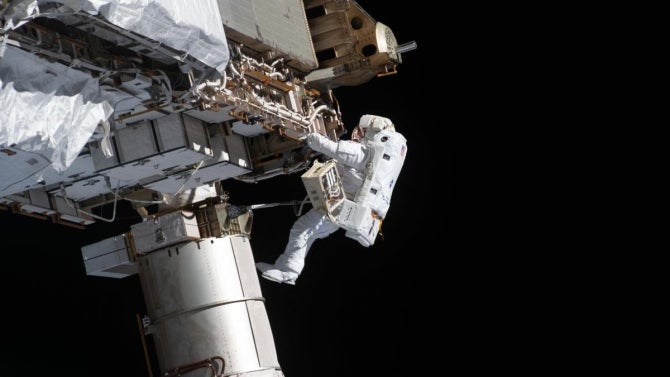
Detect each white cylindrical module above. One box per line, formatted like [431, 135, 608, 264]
[137, 235, 284, 377]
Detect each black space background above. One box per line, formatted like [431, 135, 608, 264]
[0, 2, 460, 376]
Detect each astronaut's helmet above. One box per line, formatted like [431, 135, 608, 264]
[351, 114, 395, 142]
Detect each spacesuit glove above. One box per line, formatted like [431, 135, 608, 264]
[302, 133, 321, 148]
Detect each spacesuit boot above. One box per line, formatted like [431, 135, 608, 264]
[255, 262, 298, 285]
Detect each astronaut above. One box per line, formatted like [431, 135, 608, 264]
[255, 114, 407, 285]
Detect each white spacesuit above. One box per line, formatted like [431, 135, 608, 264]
[256, 115, 407, 285]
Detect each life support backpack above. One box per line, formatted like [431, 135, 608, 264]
[340, 129, 407, 246]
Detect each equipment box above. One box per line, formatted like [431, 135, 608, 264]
[81, 235, 137, 278]
[301, 160, 345, 214]
[131, 210, 200, 254]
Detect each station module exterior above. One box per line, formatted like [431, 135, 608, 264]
[0, 1, 415, 376]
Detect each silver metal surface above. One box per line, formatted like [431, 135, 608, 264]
[217, 0, 317, 72]
[138, 235, 283, 376]
[131, 211, 201, 254]
[81, 235, 137, 278]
